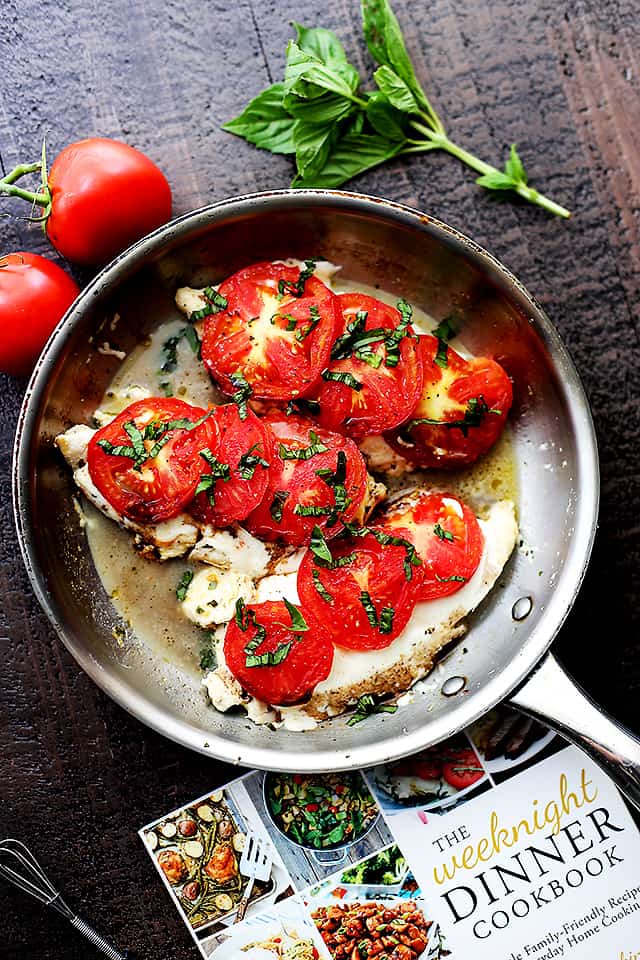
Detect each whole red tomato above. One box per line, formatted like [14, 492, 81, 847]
[46, 138, 172, 265]
[0, 253, 79, 376]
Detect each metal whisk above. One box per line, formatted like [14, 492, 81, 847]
[0, 838, 129, 959]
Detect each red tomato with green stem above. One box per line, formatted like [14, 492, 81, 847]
[297, 528, 419, 650]
[224, 599, 334, 705]
[200, 261, 340, 401]
[188, 404, 274, 528]
[0, 139, 172, 266]
[379, 490, 484, 601]
[88, 398, 216, 523]
[387, 334, 512, 468]
[0, 252, 79, 375]
[315, 293, 424, 441]
[244, 414, 369, 547]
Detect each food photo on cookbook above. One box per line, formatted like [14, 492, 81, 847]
[0, 0, 639, 959]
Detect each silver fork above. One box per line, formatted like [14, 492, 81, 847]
[235, 832, 272, 923]
[0, 838, 129, 958]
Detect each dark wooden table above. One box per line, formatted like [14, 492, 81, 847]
[1, 1, 638, 956]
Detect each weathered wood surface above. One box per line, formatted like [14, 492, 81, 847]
[0, 0, 638, 956]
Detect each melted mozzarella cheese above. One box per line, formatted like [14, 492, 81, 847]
[182, 565, 257, 626]
[94, 385, 152, 426]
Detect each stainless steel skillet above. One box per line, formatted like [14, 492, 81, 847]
[11, 190, 640, 804]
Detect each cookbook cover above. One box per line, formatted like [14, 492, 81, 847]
[140, 717, 640, 959]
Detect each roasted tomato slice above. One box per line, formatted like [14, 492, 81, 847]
[379, 490, 484, 601]
[387, 335, 512, 468]
[88, 398, 216, 523]
[200, 261, 339, 401]
[188, 404, 273, 528]
[224, 599, 334, 705]
[244, 415, 369, 547]
[297, 528, 419, 650]
[315, 293, 424, 441]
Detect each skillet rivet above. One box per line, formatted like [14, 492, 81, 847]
[512, 596, 534, 621]
[441, 675, 466, 697]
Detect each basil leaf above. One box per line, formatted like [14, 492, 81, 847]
[293, 503, 332, 517]
[321, 369, 363, 391]
[475, 171, 517, 191]
[199, 635, 217, 671]
[373, 65, 419, 114]
[229, 370, 252, 420]
[223, 83, 296, 155]
[176, 570, 193, 602]
[270, 490, 290, 523]
[279, 430, 328, 461]
[365, 92, 407, 141]
[360, 591, 379, 629]
[285, 41, 358, 100]
[292, 133, 404, 189]
[378, 606, 395, 634]
[245, 641, 292, 668]
[407, 395, 499, 437]
[96, 439, 136, 459]
[238, 443, 269, 481]
[431, 314, 458, 368]
[284, 90, 355, 124]
[504, 144, 527, 184]
[435, 573, 467, 583]
[361, 0, 432, 114]
[347, 693, 398, 725]
[292, 22, 350, 70]
[434, 522, 454, 543]
[312, 569, 333, 604]
[283, 598, 309, 632]
[310, 525, 333, 565]
[293, 121, 335, 179]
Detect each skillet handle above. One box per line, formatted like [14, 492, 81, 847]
[508, 652, 640, 810]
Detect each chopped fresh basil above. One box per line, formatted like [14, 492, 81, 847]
[283, 598, 309, 632]
[368, 527, 422, 580]
[160, 381, 173, 397]
[229, 370, 252, 420]
[312, 569, 334, 603]
[295, 304, 321, 341]
[96, 438, 137, 459]
[277, 258, 318, 297]
[435, 573, 467, 583]
[272, 312, 299, 331]
[189, 287, 228, 321]
[286, 397, 321, 416]
[293, 503, 333, 517]
[321, 369, 363, 391]
[310, 525, 333, 565]
[434, 522, 454, 543]
[237, 442, 269, 480]
[431, 314, 458, 368]
[199, 448, 231, 481]
[347, 693, 398, 726]
[378, 606, 395, 634]
[359, 590, 379, 629]
[406, 395, 501, 438]
[199, 633, 217, 671]
[270, 490, 290, 522]
[176, 570, 193, 602]
[235, 598, 250, 630]
[279, 429, 328, 461]
[245, 641, 292, 668]
[160, 324, 201, 373]
[123, 420, 147, 464]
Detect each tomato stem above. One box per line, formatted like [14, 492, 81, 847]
[0, 156, 52, 220]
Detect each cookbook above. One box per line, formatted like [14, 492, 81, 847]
[140, 712, 640, 959]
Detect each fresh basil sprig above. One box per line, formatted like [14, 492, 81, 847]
[223, 3, 569, 219]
